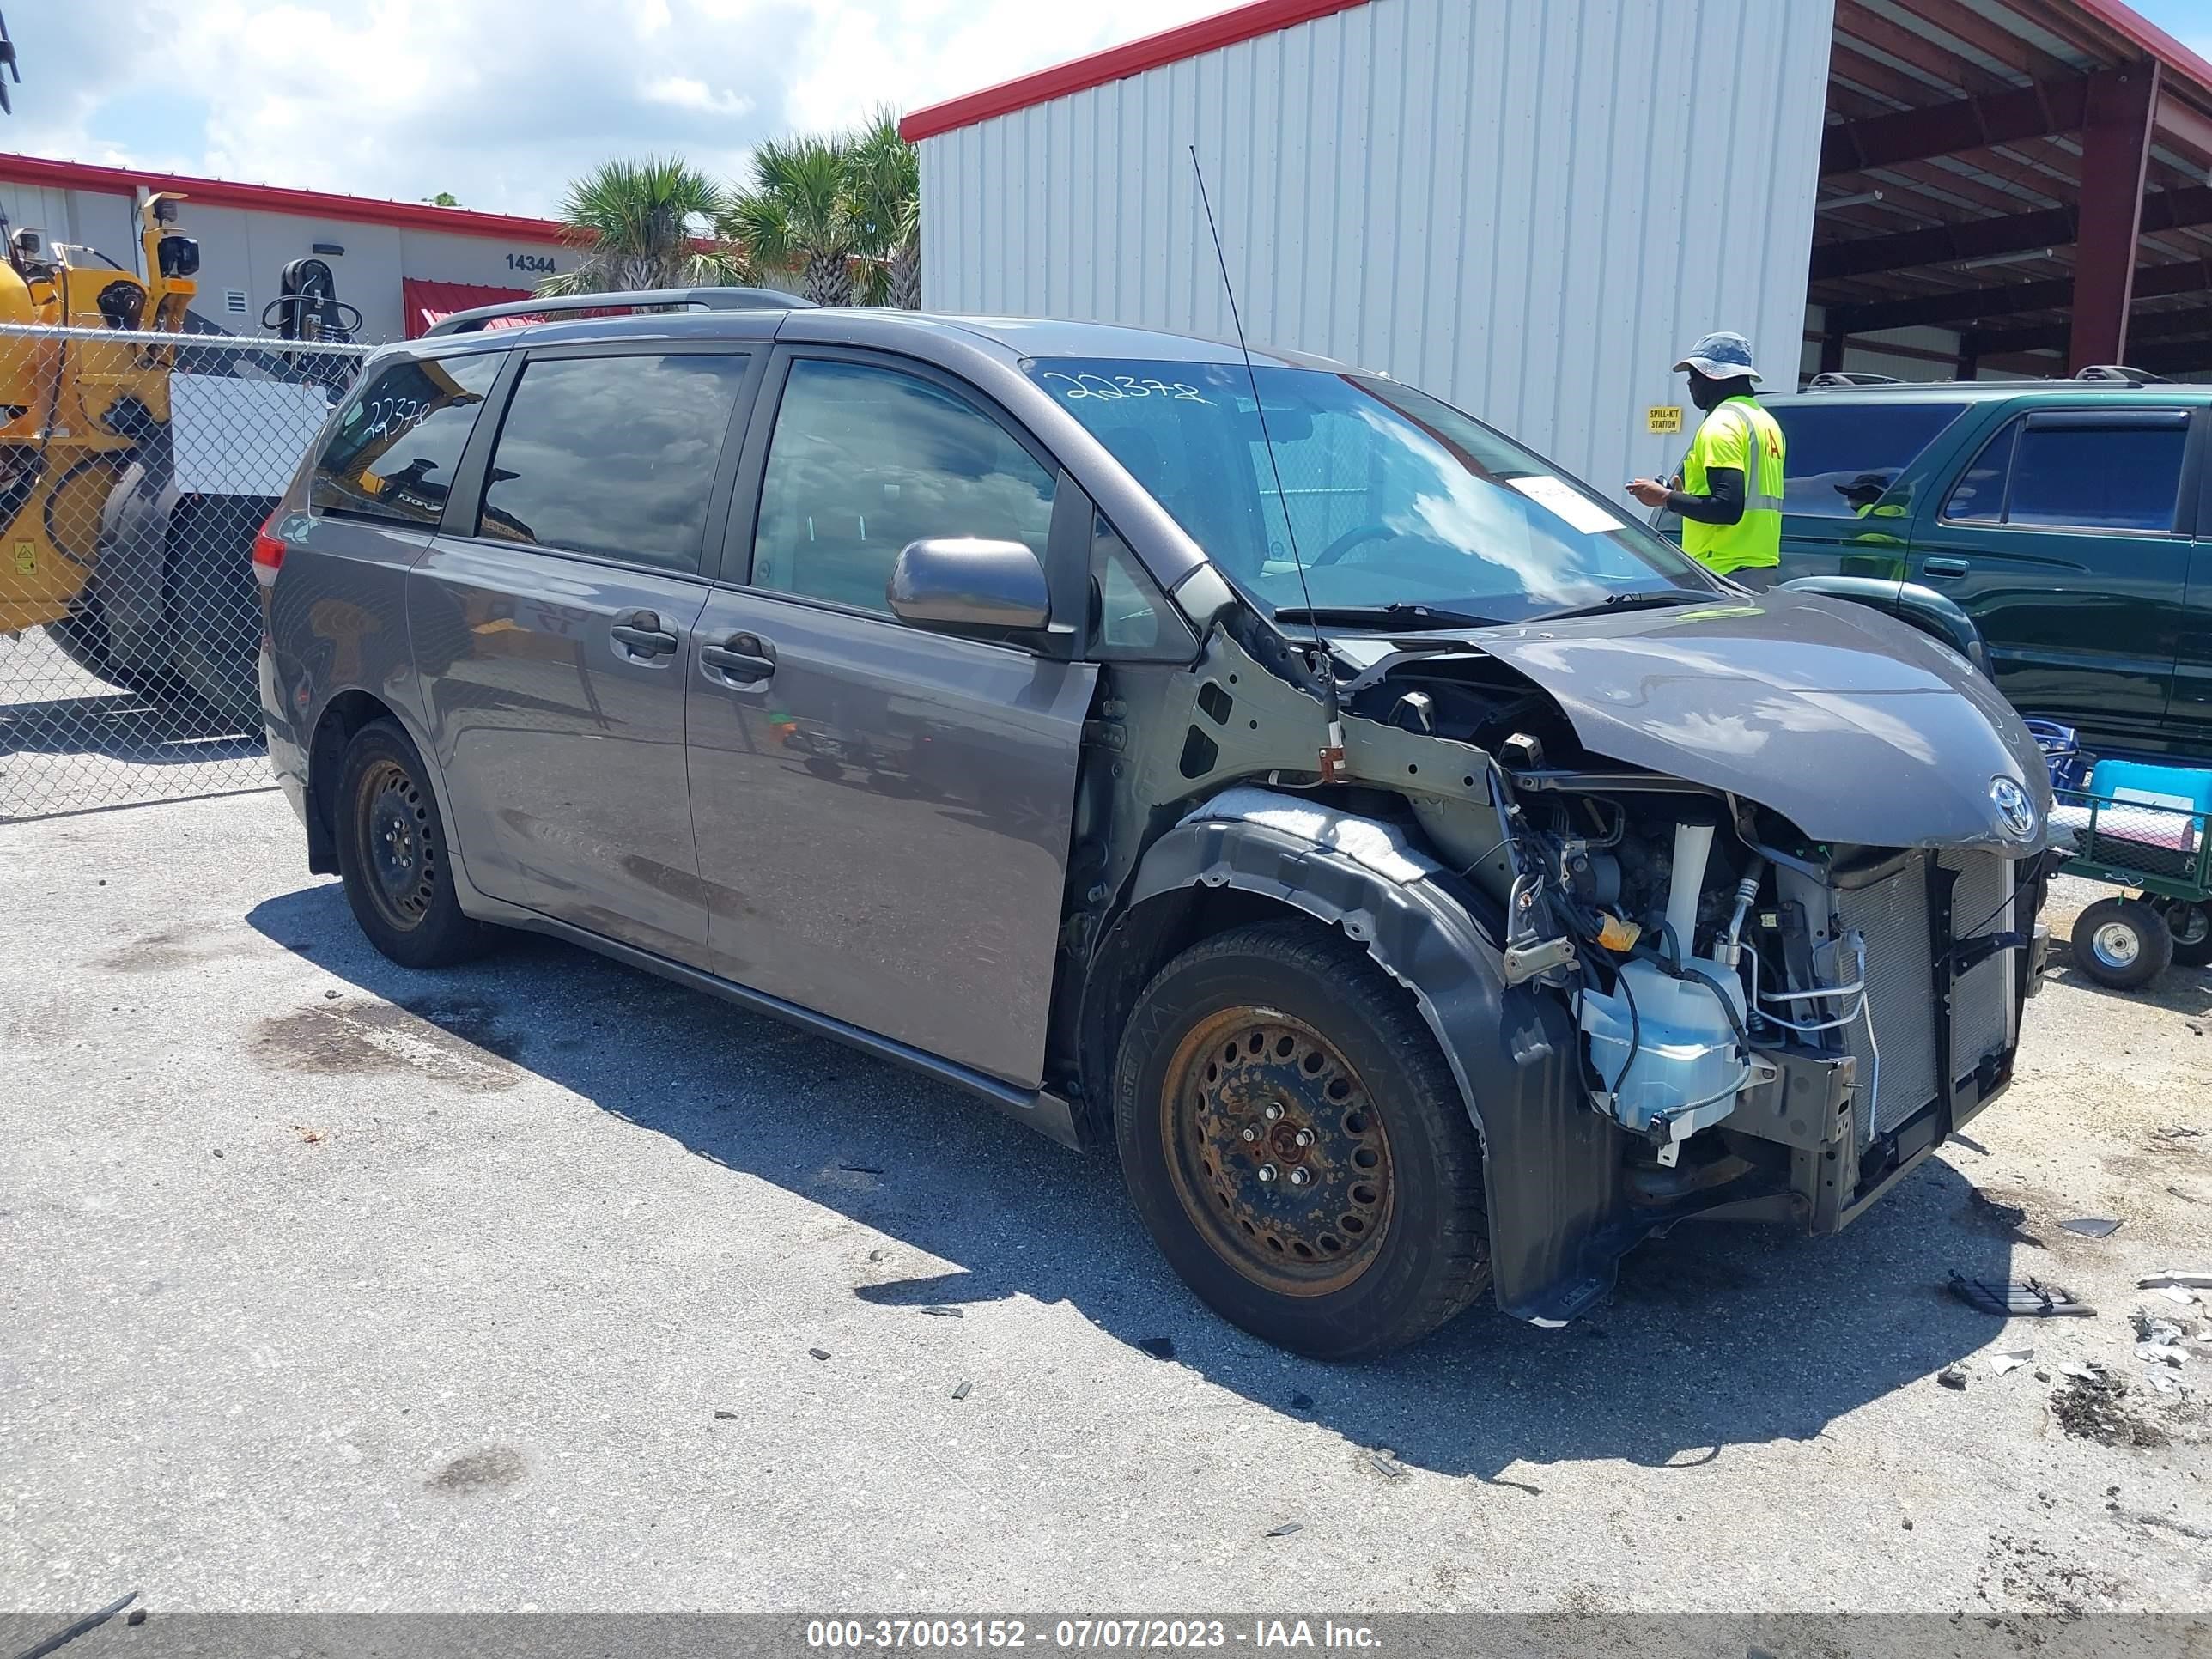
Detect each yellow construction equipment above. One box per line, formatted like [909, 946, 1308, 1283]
[0, 193, 198, 639]
[0, 191, 347, 720]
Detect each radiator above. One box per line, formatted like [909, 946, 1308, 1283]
[1835, 852, 2017, 1146]
[1942, 850, 2017, 1085]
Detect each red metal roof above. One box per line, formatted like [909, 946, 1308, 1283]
[900, 0, 2212, 143]
[2073, 0, 2212, 92]
[0, 152, 567, 242]
[899, 0, 1372, 142]
[403, 277, 538, 339]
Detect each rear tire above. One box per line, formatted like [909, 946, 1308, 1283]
[2157, 899, 2212, 969]
[334, 720, 492, 969]
[2071, 896, 2171, 990]
[162, 495, 270, 732]
[1112, 917, 1489, 1358]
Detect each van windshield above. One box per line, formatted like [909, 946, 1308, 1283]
[1028, 358, 1714, 623]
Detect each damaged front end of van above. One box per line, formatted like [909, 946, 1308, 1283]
[1034, 353, 2055, 1333]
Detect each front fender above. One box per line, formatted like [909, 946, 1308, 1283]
[1778, 574, 1989, 674]
[1127, 797, 1636, 1323]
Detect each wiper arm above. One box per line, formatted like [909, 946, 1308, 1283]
[1271, 601, 1504, 630]
[1524, 589, 1714, 623]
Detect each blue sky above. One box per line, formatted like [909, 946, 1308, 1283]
[13, 0, 2212, 219]
[2134, 0, 2212, 53]
[8, 0, 1235, 216]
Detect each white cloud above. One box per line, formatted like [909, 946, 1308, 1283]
[643, 76, 756, 118]
[10, 0, 1227, 216]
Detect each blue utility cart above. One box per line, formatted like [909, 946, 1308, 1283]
[2031, 723, 2212, 989]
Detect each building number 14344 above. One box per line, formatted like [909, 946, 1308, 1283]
[506, 252, 556, 276]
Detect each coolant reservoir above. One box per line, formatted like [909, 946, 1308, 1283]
[1579, 957, 1747, 1163]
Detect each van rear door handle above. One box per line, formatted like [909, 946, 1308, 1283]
[702, 633, 775, 684]
[1922, 557, 1971, 580]
[611, 611, 678, 657]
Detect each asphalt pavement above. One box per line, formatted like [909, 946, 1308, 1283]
[3, 792, 2209, 1616]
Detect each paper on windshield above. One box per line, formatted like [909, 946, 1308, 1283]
[1505, 474, 1626, 537]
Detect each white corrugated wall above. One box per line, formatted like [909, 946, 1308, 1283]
[917, 0, 1833, 493]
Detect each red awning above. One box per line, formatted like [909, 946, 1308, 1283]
[403, 277, 536, 339]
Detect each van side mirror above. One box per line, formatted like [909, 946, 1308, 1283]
[888, 538, 1051, 636]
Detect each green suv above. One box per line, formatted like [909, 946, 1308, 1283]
[1747, 374, 2212, 757]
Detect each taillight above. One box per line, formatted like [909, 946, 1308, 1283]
[252, 514, 287, 587]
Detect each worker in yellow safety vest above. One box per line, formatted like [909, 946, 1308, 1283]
[1628, 331, 1786, 592]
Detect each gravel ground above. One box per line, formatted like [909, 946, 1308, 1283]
[2, 792, 2209, 1616]
[0, 631, 267, 823]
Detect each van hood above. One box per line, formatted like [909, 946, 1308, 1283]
[1431, 592, 2051, 853]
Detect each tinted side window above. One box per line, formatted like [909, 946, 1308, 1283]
[1945, 415, 2188, 532]
[752, 359, 1055, 612]
[313, 351, 503, 526]
[477, 353, 750, 574]
[1944, 422, 2017, 523]
[2008, 423, 2186, 531]
[1769, 400, 1967, 518]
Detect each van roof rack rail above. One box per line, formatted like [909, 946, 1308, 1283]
[1806, 371, 1905, 388]
[423, 286, 812, 337]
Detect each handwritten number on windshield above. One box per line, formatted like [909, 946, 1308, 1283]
[1040, 371, 1210, 404]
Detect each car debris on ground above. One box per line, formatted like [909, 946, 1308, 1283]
[2138, 1271, 2212, 1290]
[2059, 1217, 2124, 1238]
[1946, 1272, 2094, 1316]
[2051, 1370, 2171, 1449]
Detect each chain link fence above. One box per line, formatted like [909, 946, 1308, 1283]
[0, 325, 370, 821]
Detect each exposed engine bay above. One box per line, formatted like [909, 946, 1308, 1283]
[1326, 617, 2051, 1237]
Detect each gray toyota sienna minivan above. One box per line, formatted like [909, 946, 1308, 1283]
[258, 290, 2054, 1357]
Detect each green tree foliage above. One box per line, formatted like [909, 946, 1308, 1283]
[538, 157, 750, 296]
[721, 134, 862, 307]
[849, 109, 921, 309]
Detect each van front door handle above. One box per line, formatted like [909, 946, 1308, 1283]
[1922, 557, 1971, 580]
[702, 633, 775, 684]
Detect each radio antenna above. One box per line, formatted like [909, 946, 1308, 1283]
[1188, 144, 1344, 783]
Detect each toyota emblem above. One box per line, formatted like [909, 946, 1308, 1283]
[1990, 775, 2036, 842]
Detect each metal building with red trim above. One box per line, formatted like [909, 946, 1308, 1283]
[903, 0, 2212, 489]
[0, 154, 569, 342]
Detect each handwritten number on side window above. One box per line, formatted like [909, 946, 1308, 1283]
[356, 395, 435, 443]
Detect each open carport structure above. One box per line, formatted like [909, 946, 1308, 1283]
[1814, 0, 2212, 380]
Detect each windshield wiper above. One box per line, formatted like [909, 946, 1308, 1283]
[1523, 589, 1715, 623]
[1271, 601, 1504, 630]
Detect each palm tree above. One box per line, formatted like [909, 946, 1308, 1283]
[850, 110, 921, 309]
[721, 136, 860, 307]
[538, 157, 750, 296]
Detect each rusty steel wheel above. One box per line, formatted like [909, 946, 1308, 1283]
[1114, 918, 1490, 1358]
[1162, 1006, 1394, 1296]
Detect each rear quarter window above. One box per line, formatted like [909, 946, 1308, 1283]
[312, 351, 505, 526]
[1768, 399, 1969, 520]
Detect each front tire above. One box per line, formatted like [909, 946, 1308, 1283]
[1113, 918, 1490, 1358]
[2071, 896, 2171, 990]
[334, 720, 491, 969]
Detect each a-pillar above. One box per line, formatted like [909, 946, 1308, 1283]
[2069, 63, 2160, 373]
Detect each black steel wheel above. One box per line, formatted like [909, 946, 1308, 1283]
[2156, 898, 2212, 969]
[335, 720, 491, 969]
[2070, 896, 2172, 991]
[1114, 917, 1489, 1358]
